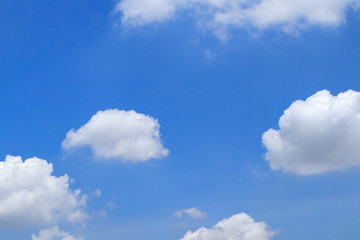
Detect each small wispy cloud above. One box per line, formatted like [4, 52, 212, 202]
[107, 196, 118, 211]
[94, 189, 102, 198]
[205, 50, 215, 60]
[174, 207, 207, 219]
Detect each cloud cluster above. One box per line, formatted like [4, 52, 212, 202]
[0, 155, 87, 229]
[180, 213, 274, 240]
[174, 207, 207, 219]
[62, 109, 169, 162]
[263, 90, 360, 175]
[115, 0, 360, 38]
[32, 226, 84, 240]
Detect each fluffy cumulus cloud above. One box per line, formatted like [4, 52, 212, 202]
[32, 226, 84, 240]
[179, 213, 274, 240]
[263, 89, 360, 175]
[115, 0, 360, 37]
[62, 109, 169, 162]
[0, 155, 87, 229]
[174, 207, 207, 219]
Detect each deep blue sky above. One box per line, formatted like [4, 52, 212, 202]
[1, 1, 360, 239]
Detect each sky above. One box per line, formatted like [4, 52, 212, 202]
[1, 0, 360, 239]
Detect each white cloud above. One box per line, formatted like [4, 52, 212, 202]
[116, 0, 181, 25]
[107, 200, 117, 210]
[92, 209, 107, 218]
[62, 109, 169, 162]
[94, 189, 101, 198]
[174, 207, 207, 219]
[32, 226, 84, 240]
[205, 50, 215, 60]
[263, 89, 360, 175]
[115, 0, 360, 37]
[0, 155, 87, 229]
[179, 213, 274, 240]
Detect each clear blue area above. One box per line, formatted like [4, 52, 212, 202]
[1, 1, 360, 239]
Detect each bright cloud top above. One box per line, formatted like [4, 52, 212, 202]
[62, 109, 169, 162]
[179, 213, 274, 240]
[0, 155, 87, 229]
[174, 207, 207, 219]
[263, 89, 360, 175]
[32, 226, 84, 240]
[116, 0, 360, 37]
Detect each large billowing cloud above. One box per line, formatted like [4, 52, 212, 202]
[32, 226, 84, 240]
[263, 90, 360, 175]
[179, 213, 274, 240]
[0, 155, 87, 229]
[115, 0, 360, 38]
[62, 109, 169, 162]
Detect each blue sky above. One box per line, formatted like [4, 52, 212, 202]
[1, 1, 360, 239]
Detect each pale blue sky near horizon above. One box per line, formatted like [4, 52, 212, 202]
[1, 1, 360, 239]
